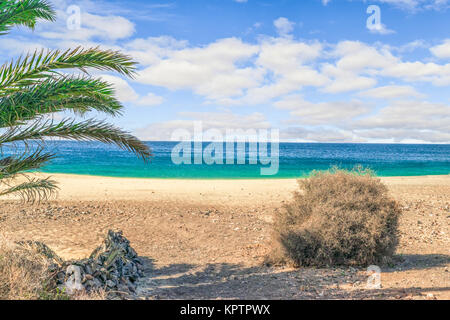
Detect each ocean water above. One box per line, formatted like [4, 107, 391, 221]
[2, 141, 450, 179]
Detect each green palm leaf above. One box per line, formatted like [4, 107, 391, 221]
[0, 118, 152, 161]
[0, 148, 54, 179]
[0, 0, 56, 35]
[0, 47, 137, 93]
[0, 0, 152, 202]
[0, 176, 58, 202]
[0, 75, 124, 127]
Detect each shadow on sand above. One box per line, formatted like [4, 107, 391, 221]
[136, 254, 449, 300]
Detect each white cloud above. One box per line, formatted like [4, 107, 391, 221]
[257, 38, 322, 72]
[383, 61, 450, 85]
[358, 85, 424, 99]
[275, 95, 372, 125]
[431, 39, 450, 59]
[277, 98, 450, 143]
[119, 35, 450, 108]
[136, 93, 165, 106]
[368, 23, 396, 35]
[355, 100, 450, 131]
[0, 38, 46, 56]
[273, 17, 295, 36]
[135, 38, 264, 101]
[39, 11, 135, 42]
[355, 128, 450, 143]
[135, 111, 271, 141]
[99, 74, 139, 102]
[98, 75, 163, 107]
[323, 75, 377, 93]
[320, 41, 450, 88]
[329, 41, 397, 72]
[281, 127, 363, 143]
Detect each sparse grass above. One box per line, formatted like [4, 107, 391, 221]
[0, 236, 59, 299]
[0, 236, 106, 300]
[269, 167, 402, 267]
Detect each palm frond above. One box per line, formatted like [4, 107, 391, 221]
[0, 148, 54, 179]
[0, 1, 150, 203]
[0, 176, 58, 202]
[0, 0, 56, 35]
[0, 118, 152, 161]
[0, 47, 137, 92]
[0, 75, 124, 127]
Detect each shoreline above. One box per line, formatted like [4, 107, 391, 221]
[39, 171, 450, 181]
[5, 173, 448, 203]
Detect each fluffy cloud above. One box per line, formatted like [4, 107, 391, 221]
[135, 38, 263, 101]
[273, 17, 295, 36]
[40, 12, 135, 41]
[135, 93, 165, 107]
[98, 75, 164, 107]
[129, 35, 329, 105]
[26, 0, 137, 43]
[319, 41, 394, 93]
[281, 127, 363, 143]
[99, 75, 139, 102]
[355, 128, 450, 143]
[277, 97, 450, 143]
[368, 23, 396, 35]
[383, 61, 450, 85]
[358, 85, 424, 99]
[275, 95, 372, 125]
[323, 75, 377, 93]
[238, 38, 327, 104]
[135, 111, 271, 141]
[355, 100, 450, 131]
[431, 39, 450, 59]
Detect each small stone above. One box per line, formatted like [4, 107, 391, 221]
[85, 265, 93, 275]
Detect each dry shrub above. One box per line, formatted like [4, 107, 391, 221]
[270, 168, 401, 267]
[0, 236, 109, 300]
[0, 236, 58, 300]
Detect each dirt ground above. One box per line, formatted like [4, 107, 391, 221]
[0, 175, 448, 300]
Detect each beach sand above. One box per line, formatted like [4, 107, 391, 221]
[1, 174, 449, 299]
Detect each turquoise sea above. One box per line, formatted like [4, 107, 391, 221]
[3, 141, 450, 179]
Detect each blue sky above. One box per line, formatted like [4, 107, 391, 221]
[1, 0, 449, 143]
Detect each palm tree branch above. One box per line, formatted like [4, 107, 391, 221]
[0, 118, 152, 161]
[0, 0, 56, 35]
[0, 75, 124, 127]
[0, 176, 58, 202]
[0, 148, 54, 180]
[0, 47, 137, 91]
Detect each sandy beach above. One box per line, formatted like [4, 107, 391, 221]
[1, 174, 449, 299]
